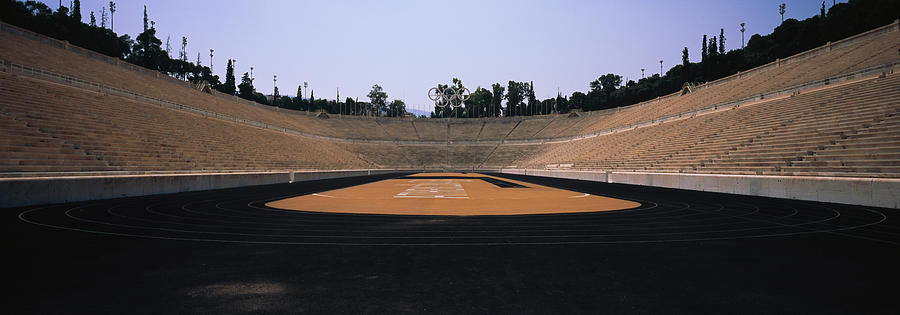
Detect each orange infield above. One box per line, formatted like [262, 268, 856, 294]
[266, 173, 641, 216]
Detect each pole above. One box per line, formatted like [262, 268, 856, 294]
[740, 23, 746, 49]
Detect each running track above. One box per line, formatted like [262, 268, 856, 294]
[7, 173, 900, 313]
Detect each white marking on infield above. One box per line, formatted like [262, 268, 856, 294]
[394, 179, 469, 199]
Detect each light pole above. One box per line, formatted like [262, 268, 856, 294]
[250, 67, 254, 83]
[209, 49, 213, 72]
[273, 74, 277, 105]
[303, 82, 309, 113]
[109, 2, 115, 32]
[779, 3, 786, 23]
[303, 82, 308, 100]
[740, 23, 746, 49]
[641, 68, 645, 79]
[659, 60, 663, 76]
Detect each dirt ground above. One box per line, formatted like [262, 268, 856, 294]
[266, 173, 641, 215]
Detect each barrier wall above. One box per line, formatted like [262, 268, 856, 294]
[0, 170, 405, 208]
[498, 169, 900, 209]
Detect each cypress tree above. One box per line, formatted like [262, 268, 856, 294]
[72, 0, 81, 22]
[701, 35, 708, 62]
[223, 59, 236, 95]
[718, 28, 725, 55]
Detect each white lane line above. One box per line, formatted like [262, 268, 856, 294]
[569, 193, 591, 198]
[313, 193, 336, 198]
[393, 195, 470, 199]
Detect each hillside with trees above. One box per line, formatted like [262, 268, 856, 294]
[1, 0, 897, 118]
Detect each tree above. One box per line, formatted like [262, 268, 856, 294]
[89, 11, 95, 26]
[718, 28, 725, 55]
[432, 83, 450, 118]
[281, 96, 293, 109]
[198, 66, 220, 88]
[587, 73, 623, 110]
[273, 86, 280, 105]
[179, 36, 188, 79]
[526, 81, 537, 115]
[142, 5, 148, 32]
[490, 83, 504, 117]
[432, 78, 467, 117]
[180, 37, 187, 62]
[218, 59, 236, 95]
[72, 0, 81, 22]
[291, 86, 307, 111]
[555, 92, 569, 114]
[367, 84, 388, 116]
[130, 22, 166, 71]
[466, 87, 492, 118]
[590, 74, 622, 95]
[569, 91, 586, 111]
[682, 47, 690, 67]
[238, 72, 255, 100]
[345, 97, 356, 115]
[387, 99, 406, 117]
[53, 4, 69, 23]
[701, 34, 708, 62]
[448, 78, 467, 117]
[505, 81, 527, 116]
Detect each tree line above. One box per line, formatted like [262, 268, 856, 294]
[0, 0, 409, 116]
[428, 0, 898, 118]
[2, 0, 897, 119]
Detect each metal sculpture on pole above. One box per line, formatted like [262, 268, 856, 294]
[428, 86, 470, 118]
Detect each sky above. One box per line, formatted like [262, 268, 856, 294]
[50, 0, 835, 114]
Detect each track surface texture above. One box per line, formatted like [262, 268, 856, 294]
[7, 172, 900, 313]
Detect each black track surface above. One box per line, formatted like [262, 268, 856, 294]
[6, 172, 900, 313]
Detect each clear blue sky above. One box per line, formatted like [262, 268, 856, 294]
[54, 0, 835, 114]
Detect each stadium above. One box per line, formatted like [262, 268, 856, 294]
[3, 0, 899, 313]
